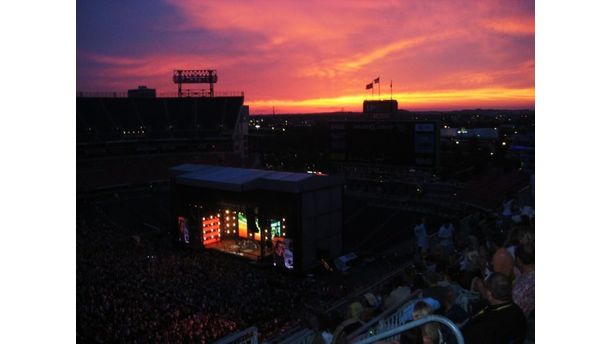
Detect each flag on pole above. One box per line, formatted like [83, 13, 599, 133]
[366, 83, 373, 90]
[374, 77, 380, 84]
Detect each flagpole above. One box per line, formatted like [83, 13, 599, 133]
[390, 80, 393, 100]
[378, 76, 380, 99]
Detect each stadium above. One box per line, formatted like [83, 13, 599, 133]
[76, 72, 535, 343]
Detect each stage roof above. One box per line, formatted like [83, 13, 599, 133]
[171, 164, 343, 193]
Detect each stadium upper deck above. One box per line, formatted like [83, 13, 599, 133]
[76, 94, 245, 143]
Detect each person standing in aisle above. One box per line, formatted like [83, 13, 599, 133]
[414, 217, 429, 255]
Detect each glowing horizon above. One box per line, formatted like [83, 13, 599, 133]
[77, 1, 534, 114]
[246, 87, 534, 114]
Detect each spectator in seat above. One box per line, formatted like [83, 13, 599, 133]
[306, 314, 327, 344]
[384, 276, 412, 310]
[461, 273, 527, 344]
[413, 301, 443, 344]
[489, 233, 514, 279]
[501, 196, 514, 218]
[439, 286, 469, 326]
[399, 297, 441, 325]
[512, 244, 535, 317]
[518, 228, 535, 247]
[458, 249, 483, 291]
[319, 314, 335, 344]
[437, 221, 455, 253]
[361, 292, 382, 321]
[332, 301, 365, 344]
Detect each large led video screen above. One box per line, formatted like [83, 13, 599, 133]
[178, 216, 190, 244]
[273, 237, 294, 270]
[238, 212, 248, 238]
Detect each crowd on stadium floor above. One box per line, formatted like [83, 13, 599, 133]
[77, 202, 350, 343]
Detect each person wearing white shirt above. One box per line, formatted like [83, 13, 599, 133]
[438, 221, 455, 252]
[414, 217, 429, 253]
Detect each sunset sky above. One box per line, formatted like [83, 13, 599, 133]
[77, 0, 534, 114]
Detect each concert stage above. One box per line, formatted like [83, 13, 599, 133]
[171, 164, 343, 271]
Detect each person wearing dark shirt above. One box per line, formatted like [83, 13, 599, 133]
[461, 272, 526, 344]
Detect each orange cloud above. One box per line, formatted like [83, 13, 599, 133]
[297, 34, 446, 79]
[482, 17, 534, 35]
[338, 34, 449, 71]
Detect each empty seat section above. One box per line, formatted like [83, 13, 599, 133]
[132, 98, 170, 138]
[103, 99, 142, 133]
[166, 98, 196, 137]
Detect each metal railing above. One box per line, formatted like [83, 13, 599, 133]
[271, 328, 316, 344]
[346, 289, 421, 343]
[353, 315, 464, 344]
[213, 326, 259, 344]
[265, 261, 415, 344]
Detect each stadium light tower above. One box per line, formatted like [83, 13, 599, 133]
[172, 70, 218, 97]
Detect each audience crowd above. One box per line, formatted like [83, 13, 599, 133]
[77, 201, 348, 343]
[304, 194, 534, 344]
[78, 191, 534, 344]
